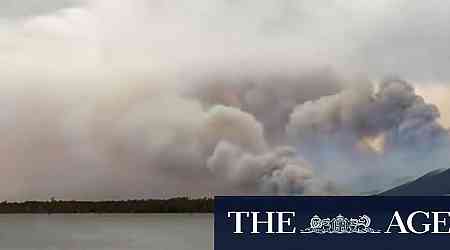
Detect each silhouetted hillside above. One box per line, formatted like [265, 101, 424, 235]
[380, 169, 450, 196]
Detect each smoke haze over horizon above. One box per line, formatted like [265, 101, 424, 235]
[0, 0, 450, 200]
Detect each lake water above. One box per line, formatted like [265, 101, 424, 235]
[0, 214, 213, 250]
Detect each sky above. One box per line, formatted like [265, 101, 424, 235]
[2, 0, 450, 82]
[0, 0, 449, 200]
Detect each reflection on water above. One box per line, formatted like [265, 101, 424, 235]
[0, 214, 213, 250]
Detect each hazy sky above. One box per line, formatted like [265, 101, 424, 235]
[0, 0, 77, 18]
[2, 0, 450, 82]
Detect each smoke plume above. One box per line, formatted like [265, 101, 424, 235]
[0, 0, 450, 200]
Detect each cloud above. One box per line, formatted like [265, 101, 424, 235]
[0, 0, 449, 199]
[416, 84, 450, 128]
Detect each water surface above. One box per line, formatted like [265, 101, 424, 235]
[0, 214, 213, 250]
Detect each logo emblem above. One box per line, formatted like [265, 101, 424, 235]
[300, 214, 380, 234]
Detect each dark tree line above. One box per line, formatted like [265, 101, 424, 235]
[0, 197, 213, 213]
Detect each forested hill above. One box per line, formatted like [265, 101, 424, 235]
[0, 197, 213, 213]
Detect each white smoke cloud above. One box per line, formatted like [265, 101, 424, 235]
[207, 142, 316, 195]
[0, 0, 449, 200]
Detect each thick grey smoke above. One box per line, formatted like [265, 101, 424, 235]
[189, 68, 344, 143]
[287, 78, 450, 192]
[287, 79, 448, 147]
[0, 0, 450, 200]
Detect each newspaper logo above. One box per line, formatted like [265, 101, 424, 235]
[300, 214, 380, 234]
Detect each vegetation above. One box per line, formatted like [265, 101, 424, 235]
[0, 197, 213, 213]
